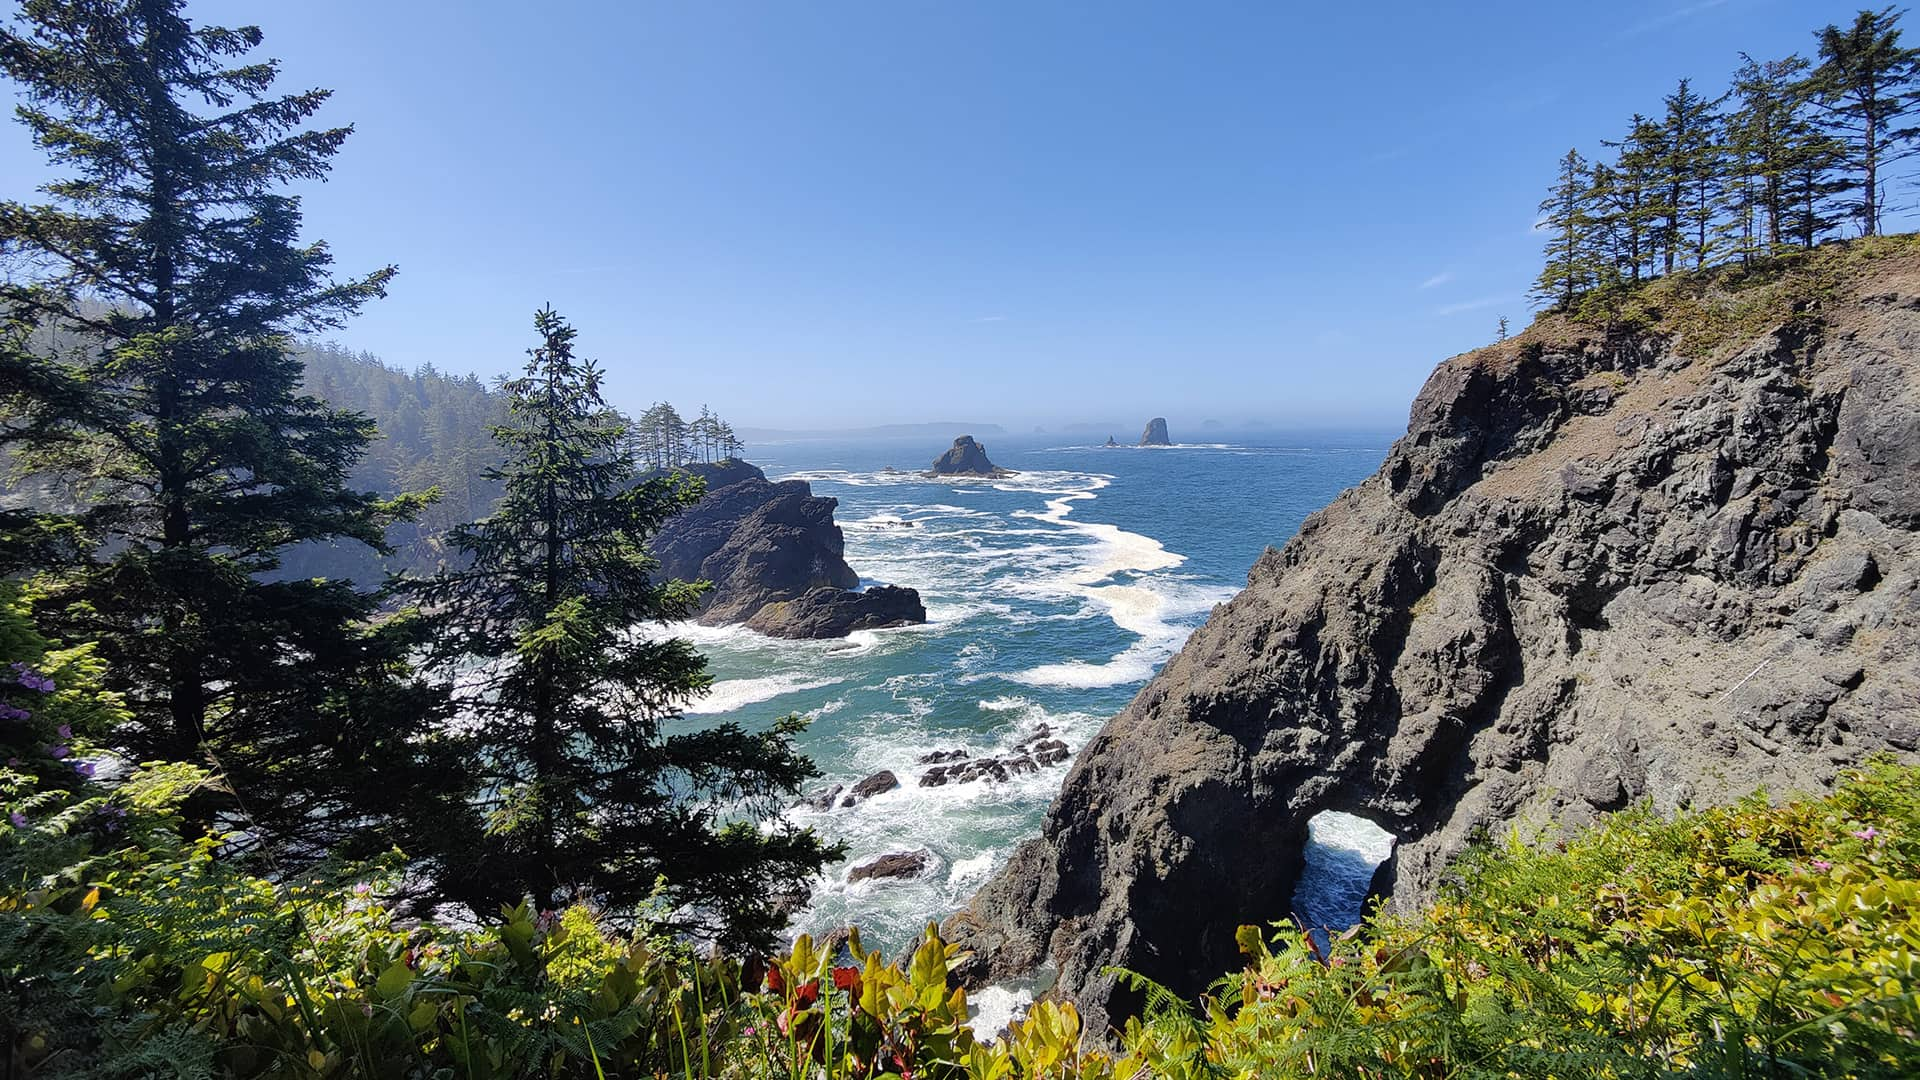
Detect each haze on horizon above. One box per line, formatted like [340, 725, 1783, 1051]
[3, 0, 1900, 433]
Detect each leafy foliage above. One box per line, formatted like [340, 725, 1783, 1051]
[1121, 757, 1920, 1079]
[7, 751, 1917, 1077]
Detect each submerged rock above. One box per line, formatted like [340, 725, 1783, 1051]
[1137, 417, 1171, 446]
[928, 435, 1014, 477]
[796, 784, 844, 812]
[744, 585, 927, 639]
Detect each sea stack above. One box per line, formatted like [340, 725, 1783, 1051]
[1138, 417, 1171, 445]
[928, 435, 1014, 477]
[1104, 435, 1118, 447]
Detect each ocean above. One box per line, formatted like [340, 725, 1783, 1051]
[664, 430, 1395, 960]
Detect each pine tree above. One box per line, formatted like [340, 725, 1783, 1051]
[410, 308, 836, 947]
[1533, 149, 1598, 310]
[1808, 6, 1920, 236]
[0, 0, 457, 855]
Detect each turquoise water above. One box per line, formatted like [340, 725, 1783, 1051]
[667, 431, 1389, 953]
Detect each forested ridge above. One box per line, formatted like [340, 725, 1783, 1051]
[285, 341, 751, 582]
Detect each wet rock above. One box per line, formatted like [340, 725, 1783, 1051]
[1033, 739, 1070, 766]
[1138, 417, 1171, 446]
[745, 584, 927, 639]
[841, 770, 900, 807]
[848, 849, 932, 883]
[795, 784, 843, 811]
[918, 749, 970, 764]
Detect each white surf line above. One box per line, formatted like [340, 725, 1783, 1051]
[1005, 475, 1196, 688]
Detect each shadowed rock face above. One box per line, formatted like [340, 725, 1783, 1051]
[945, 255, 1920, 1036]
[929, 436, 1012, 477]
[744, 584, 927, 639]
[1138, 417, 1171, 445]
[649, 460, 925, 637]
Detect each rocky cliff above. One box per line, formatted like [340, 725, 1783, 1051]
[650, 460, 926, 637]
[946, 240, 1920, 1035]
[1138, 417, 1171, 446]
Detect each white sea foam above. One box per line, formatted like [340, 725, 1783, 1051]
[1294, 811, 1397, 933]
[685, 674, 845, 715]
[947, 852, 998, 889]
[966, 985, 1034, 1040]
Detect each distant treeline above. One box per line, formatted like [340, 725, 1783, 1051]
[1534, 7, 1920, 309]
[284, 345, 745, 583]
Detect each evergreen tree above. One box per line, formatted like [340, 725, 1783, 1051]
[1603, 115, 1667, 280]
[1533, 149, 1599, 309]
[1659, 79, 1724, 271]
[410, 308, 835, 947]
[1726, 54, 1821, 255]
[1808, 6, 1920, 236]
[0, 0, 456, 855]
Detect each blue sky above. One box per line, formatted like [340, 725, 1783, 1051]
[0, 0, 1893, 431]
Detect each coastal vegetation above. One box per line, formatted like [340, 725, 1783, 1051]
[2, 0, 1916, 1077]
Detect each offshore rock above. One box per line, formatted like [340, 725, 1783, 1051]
[928, 435, 1014, 477]
[849, 849, 933, 883]
[841, 770, 901, 807]
[1138, 417, 1171, 445]
[744, 585, 927, 640]
[649, 460, 925, 638]
[946, 246, 1920, 1036]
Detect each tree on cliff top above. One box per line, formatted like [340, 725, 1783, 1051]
[0, 0, 458, 856]
[1534, 148, 1600, 309]
[1808, 6, 1920, 236]
[408, 308, 836, 947]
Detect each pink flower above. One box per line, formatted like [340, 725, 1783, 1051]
[1812, 859, 1832, 871]
[1853, 827, 1881, 842]
[8, 811, 25, 827]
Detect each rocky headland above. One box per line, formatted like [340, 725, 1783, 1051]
[1138, 417, 1171, 445]
[928, 435, 1014, 477]
[945, 240, 1920, 1034]
[649, 459, 926, 639]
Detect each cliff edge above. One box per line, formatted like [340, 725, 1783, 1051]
[945, 239, 1920, 1034]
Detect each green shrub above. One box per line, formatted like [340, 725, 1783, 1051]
[1122, 757, 1920, 1079]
